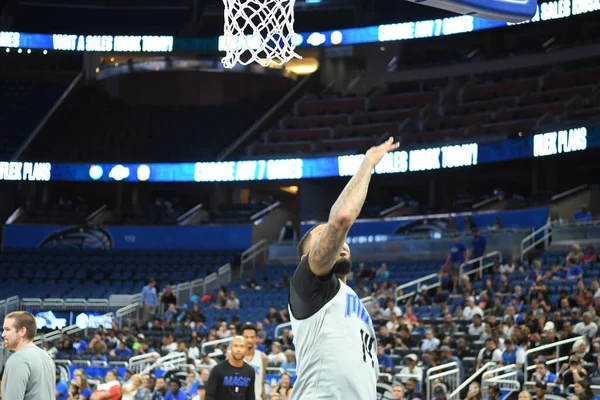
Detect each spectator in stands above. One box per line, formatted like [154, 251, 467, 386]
[447, 234, 467, 289]
[491, 216, 504, 231]
[182, 372, 199, 398]
[574, 281, 594, 308]
[571, 338, 593, 362]
[404, 377, 422, 400]
[538, 322, 558, 361]
[225, 291, 240, 310]
[398, 354, 423, 385]
[421, 329, 440, 352]
[397, 327, 417, 351]
[75, 375, 92, 400]
[468, 314, 485, 336]
[165, 379, 187, 400]
[161, 285, 177, 308]
[583, 246, 597, 266]
[477, 338, 502, 368]
[267, 342, 286, 366]
[281, 349, 296, 374]
[141, 278, 159, 322]
[136, 375, 153, 400]
[542, 264, 563, 281]
[574, 379, 595, 399]
[465, 381, 481, 400]
[432, 383, 448, 400]
[91, 351, 108, 365]
[462, 297, 483, 320]
[89, 333, 108, 353]
[455, 338, 472, 359]
[377, 343, 393, 373]
[440, 346, 464, 379]
[45, 341, 58, 358]
[265, 306, 282, 325]
[470, 228, 487, 260]
[437, 313, 457, 339]
[568, 244, 584, 265]
[532, 360, 557, 390]
[534, 381, 548, 400]
[488, 385, 501, 400]
[574, 205, 592, 223]
[383, 300, 403, 319]
[566, 260, 583, 281]
[391, 383, 405, 400]
[56, 370, 69, 400]
[501, 339, 525, 379]
[518, 391, 532, 400]
[152, 377, 168, 400]
[376, 264, 390, 282]
[91, 370, 121, 400]
[122, 374, 142, 400]
[110, 341, 133, 357]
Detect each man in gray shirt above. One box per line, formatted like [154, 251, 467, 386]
[1, 311, 55, 399]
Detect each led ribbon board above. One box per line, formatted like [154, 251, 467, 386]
[1, 1, 598, 52]
[0, 125, 597, 182]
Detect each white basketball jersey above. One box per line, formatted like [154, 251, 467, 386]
[245, 349, 264, 399]
[289, 279, 378, 400]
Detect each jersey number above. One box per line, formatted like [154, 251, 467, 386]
[360, 329, 375, 368]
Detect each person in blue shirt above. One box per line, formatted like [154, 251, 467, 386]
[566, 260, 583, 281]
[471, 229, 487, 259]
[447, 235, 467, 289]
[56, 370, 69, 400]
[532, 360, 558, 394]
[91, 351, 108, 365]
[165, 379, 188, 400]
[574, 205, 592, 223]
[377, 343, 393, 373]
[111, 342, 133, 357]
[72, 334, 88, 355]
[140, 278, 158, 322]
[439, 346, 464, 379]
[375, 264, 390, 282]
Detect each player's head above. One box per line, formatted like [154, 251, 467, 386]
[239, 324, 257, 349]
[2, 311, 37, 349]
[230, 335, 246, 361]
[297, 223, 352, 276]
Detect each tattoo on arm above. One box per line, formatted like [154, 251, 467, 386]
[309, 160, 373, 275]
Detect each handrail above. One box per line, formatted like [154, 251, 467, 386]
[217, 73, 314, 161]
[449, 362, 496, 399]
[520, 220, 551, 261]
[12, 72, 84, 161]
[426, 362, 460, 398]
[394, 272, 437, 301]
[523, 335, 584, 382]
[250, 201, 281, 221]
[201, 337, 235, 353]
[472, 195, 501, 210]
[551, 184, 589, 202]
[274, 322, 292, 339]
[379, 201, 406, 217]
[5, 206, 23, 224]
[241, 239, 269, 260]
[177, 202, 203, 225]
[86, 204, 108, 222]
[459, 250, 502, 278]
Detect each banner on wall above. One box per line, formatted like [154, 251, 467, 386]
[2, 224, 252, 250]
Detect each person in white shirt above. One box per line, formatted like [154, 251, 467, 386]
[421, 329, 440, 352]
[462, 297, 484, 320]
[382, 300, 403, 320]
[398, 354, 424, 384]
[574, 312, 598, 340]
[499, 262, 516, 274]
[191, 383, 205, 400]
[386, 313, 402, 334]
[267, 342, 286, 366]
[477, 338, 503, 369]
[468, 314, 486, 336]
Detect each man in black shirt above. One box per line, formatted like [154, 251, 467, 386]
[205, 336, 256, 400]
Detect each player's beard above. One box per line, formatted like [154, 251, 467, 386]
[333, 257, 352, 276]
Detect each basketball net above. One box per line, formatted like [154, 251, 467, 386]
[222, 0, 302, 68]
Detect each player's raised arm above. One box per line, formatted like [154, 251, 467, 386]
[308, 137, 399, 276]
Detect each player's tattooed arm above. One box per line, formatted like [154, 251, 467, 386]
[309, 138, 400, 276]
